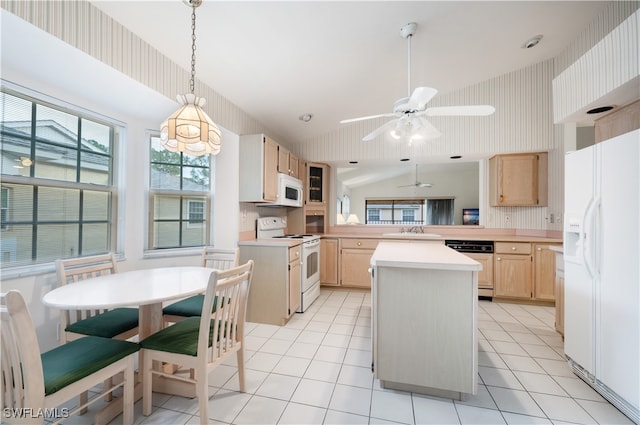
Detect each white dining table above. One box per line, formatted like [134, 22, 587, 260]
[42, 266, 214, 424]
[42, 266, 214, 340]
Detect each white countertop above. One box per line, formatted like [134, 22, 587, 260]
[371, 241, 482, 272]
[238, 239, 303, 248]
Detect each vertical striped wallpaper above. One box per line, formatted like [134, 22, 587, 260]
[298, 60, 563, 231]
[2, 0, 635, 233]
[0, 0, 275, 141]
[553, 7, 639, 123]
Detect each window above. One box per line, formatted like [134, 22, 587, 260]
[148, 135, 210, 249]
[365, 198, 455, 225]
[0, 89, 118, 268]
[365, 199, 424, 225]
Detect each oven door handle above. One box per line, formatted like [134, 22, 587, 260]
[303, 239, 321, 248]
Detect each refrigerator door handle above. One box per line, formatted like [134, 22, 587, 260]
[583, 196, 600, 280]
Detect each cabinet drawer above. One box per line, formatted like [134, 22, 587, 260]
[341, 239, 378, 250]
[289, 245, 301, 262]
[495, 242, 531, 255]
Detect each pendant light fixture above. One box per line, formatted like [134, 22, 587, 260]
[160, 0, 221, 156]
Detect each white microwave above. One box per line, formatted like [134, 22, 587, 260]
[265, 173, 303, 207]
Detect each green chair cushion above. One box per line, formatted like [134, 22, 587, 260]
[41, 336, 139, 396]
[65, 307, 139, 338]
[140, 317, 229, 356]
[162, 295, 218, 318]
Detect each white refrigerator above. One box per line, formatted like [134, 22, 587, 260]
[564, 128, 639, 423]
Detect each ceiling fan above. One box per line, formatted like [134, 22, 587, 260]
[340, 22, 495, 143]
[399, 164, 432, 188]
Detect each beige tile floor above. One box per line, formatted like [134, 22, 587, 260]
[63, 289, 634, 424]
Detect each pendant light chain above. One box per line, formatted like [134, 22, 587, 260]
[190, 6, 197, 95]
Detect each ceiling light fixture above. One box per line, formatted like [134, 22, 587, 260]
[160, 0, 221, 156]
[299, 113, 314, 122]
[522, 35, 543, 49]
[586, 105, 615, 114]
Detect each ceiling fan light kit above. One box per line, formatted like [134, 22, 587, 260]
[340, 23, 495, 143]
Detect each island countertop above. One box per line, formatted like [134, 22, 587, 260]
[371, 241, 482, 272]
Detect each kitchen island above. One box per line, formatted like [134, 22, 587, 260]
[370, 241, 482, 400]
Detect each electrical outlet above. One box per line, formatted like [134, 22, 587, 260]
[550, 213, 555, 223]
[504, 215, 510, 222]
[557, 214, 562, 224]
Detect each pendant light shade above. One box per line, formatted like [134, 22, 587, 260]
[161, 94, 221, 156]
[160, 0, 221, 156]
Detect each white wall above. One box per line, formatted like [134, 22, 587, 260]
[0, 13, 240, 351]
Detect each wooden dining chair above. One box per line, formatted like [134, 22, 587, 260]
[56, 253, 139, 342]
[1, 290, 138, 425]
[140, 260, 254, 425]
[162, 247, 239, 324]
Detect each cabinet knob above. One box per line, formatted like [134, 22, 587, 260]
[511, 246, 516, 251]
[497, 257, 502, 261]
[357, 242, 362, 246]
[537, 247, 542, 251]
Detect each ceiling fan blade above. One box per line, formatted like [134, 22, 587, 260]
[424, 105, 495, 117]
[362, 119, 398, 142]
[340, 112, 398, 124]
[405, 87, 438, 110]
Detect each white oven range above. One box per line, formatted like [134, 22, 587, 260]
[257, 217, 320, 312]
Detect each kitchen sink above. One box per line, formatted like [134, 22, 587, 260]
[382, 232, 443, 239]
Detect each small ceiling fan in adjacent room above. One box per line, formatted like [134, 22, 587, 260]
[399, 165, 432, 188]
[340, 22, 495, 143]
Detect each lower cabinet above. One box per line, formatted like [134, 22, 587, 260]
[239, 243, 301, 325]
[466, 253, 494, 297]
[494, 242, 561, 303]
[494, 243, 533, 300]
[289, 246, 301, 315]
[340, 238, 378, 288]
[554, 249, 564, 336]
[320, 238, 339, 286]
[533, 244, 557, 301]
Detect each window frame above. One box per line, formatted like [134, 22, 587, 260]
[0, 85, 124, 276]
[146, 133, 212, 252]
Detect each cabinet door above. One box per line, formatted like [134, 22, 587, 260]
[278, 145, 290, 174]
[320, 239, 339, 285]
[555, 272, 564, 335]
[490, 153, 547, 206]
[289, 154, 300, 179]
[466, 253, 493, 289]
[341, 248, 374, 288]
[288, 258, 301, 317]
[533, 244, 556, 301]
[494, 254, 532, 299]
[307, 163, 328, 204]
[263, 137, 279, 201]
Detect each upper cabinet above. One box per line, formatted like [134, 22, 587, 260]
[306, 162, 329, 205]
[239, 134, 279, 202]
[277, 145, 300, 179]
[489, 152, 548, 207]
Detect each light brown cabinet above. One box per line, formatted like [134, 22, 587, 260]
[340, 239, 378, 288]
[494, 241, 559, 303]
[320, 238, 339, 286]
[466, 252, 494, 297]
[494, 242, 533, 300]
[239, 134, 279, 203]
[489, 152, 548, 206]
[554, 249, 564, 336]
[306, 162, 329, 206]
[277, 145, 300, 179]
[288, 245, 301, 316]
[533, 244, 557, 301]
